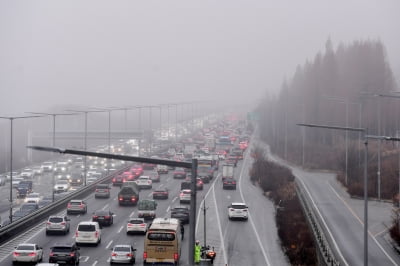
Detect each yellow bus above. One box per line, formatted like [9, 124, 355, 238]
[143, 218, 181, 265]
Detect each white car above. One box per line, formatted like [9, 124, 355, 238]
[12, 243, 43, 264]
[24, 192, 41, 204]
[53, 180, 70, 193]
[135, 176, 152, 189]
[179, 189, 191, 203]
[12, 177, 24, 188]
[75, 221, 101, 246]
[228, 202, 249, 220]
[20, 168, 34, 179]
[126, 218, 148, 234]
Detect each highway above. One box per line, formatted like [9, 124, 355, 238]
[0, 141, 288, 266]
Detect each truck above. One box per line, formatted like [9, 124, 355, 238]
[222, 164, 234, 182]
[118, 182, 140, 206]
[138, 199, 157, 219]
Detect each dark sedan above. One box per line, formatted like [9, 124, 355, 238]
[153, 188, 169, 200]
[171, 206, 190, 224]
[92, 210, 114, 226]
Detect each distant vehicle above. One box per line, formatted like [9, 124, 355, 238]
[12, 177, 24, 188]
[180, 181, 191, 190]
[171, 206, 190, 224]
[69, 174, 83, 187]
[24, 192, 41, 204]
[149, 171, 160, 183]
[112, 174, 125, 186]
[75, 221, 101, 246]
[135, 176, 152, 189]
[92, 209, 114, 226]
[228, 202, 248, 220]
[152, 188, 169, 200]
[20, 168, 34, 179]
[196, 178, 204, 190]
[12, 209, 31, 221]
[130, 164, 144, 177]
[126, 218, 148, 235]
[46, 215, 70, 235]
[94, 183, 111, 198]
[138, 199, 157, 219]
[41, 161, 54, 172]
[223, 177, 237, 190]
[173, 168, 186, 179]
[49, 243, 80, 265]
[222, 164, 234, 182]
[32, 166, 43, 176]
[179, 189, 191, 204]
[156, 164, 169, 174]
[20, 202, 39, 213]
[225, 155, 238, 167]
[110, 245, 136, 264]
[118, 183, 140, 206]
[53, 180, 70, 193]
[12, 243, 43, 264]
[66, 200, 87, 214]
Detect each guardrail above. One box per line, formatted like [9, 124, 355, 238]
[295, 181, 341, 266]
[0, 164, 131, 245]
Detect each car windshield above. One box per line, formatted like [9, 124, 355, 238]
[16, 245, 34, 250]
[94, 210, 109, 216]
[128, 219, 144, 224]
[232, 204, 247, 209]
[70, 201, 83, 205]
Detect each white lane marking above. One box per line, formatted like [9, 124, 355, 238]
[118, 225, 124, 234]
[166, 206, 171, 213]
[147, 192, 152, 197]
[158, 183, 164, 188]
[238, 148, 271, 266]
[195, 173, 220, 234]
[172, 196, 177, 203]
[92, 260, 98, 266]
[296, 172, 349, 266]
[102, 203, 110, 210]
[166, 177, 171, 182]
[106, 240, 113, 249]
[211, 184, 228, 265]
[129, 211, 135, 217]
[328, 182, 397, 265]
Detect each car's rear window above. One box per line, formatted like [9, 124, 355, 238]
[16, 245, 34, 250]
[49, 217, 63, 223]
[114, 246, 131, 252]
[52, 247, 73, 252]
[129, 219, 144, 224]
[78, 224, 95, 231]
[232, 204, 247, 209]
[70, 201, 82, 205]
[147, 233, 175, 241]
[96, 184, 108, 189]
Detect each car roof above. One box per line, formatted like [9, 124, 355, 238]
[113, 244, 132, 248]
[70, 199, 84, 202]
[78, 221, 98, 225]
[128, 217, 144, 221]
[52, 242, 75, 247]
[16, 243, 36, 247]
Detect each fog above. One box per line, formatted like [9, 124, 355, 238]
[0, 0, 399, 115]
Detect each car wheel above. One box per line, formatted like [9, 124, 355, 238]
[45, 230, 49, 235]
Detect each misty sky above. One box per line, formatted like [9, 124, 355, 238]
[0, 0, 399, 115]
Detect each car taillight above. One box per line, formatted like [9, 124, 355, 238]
[75, 231, 79, 237]
[95, 231, 99, 238]
[13, 252, 20, 256]
[119, 197, 123, 201]
[148, 181, 151, 184]
[243, 209, 248, 211]
[140, 223, 145, 227]
[180, 193, 184, 197]
[46, 222, 51, 225]
[131, 196, 137, 202]
[127, 253, 132, 257]
[229, 208, 234, 211]
[79, 203, 84, 208]
[174, 252, 179, 260]
[61, 222, 66, 225]
[67, 203, 71, 208]
[49, 252, 54, 256]
[123, 179, 126, 182]
[93, 215, 98, 219]
[232, 181, 236, 184]
[105, 215, 111, 219]
[112, 252, 117, 257]
[95, 189, 99, 192]
[112, 178, 116, 182]
[143, 252, 147, 259]
[70, 252, 75, 257]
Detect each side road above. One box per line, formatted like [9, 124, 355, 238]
[260, 139, 400, 266]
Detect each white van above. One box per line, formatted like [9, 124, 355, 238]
[75, 221, 101, 246]
[156, 164, 169, 174]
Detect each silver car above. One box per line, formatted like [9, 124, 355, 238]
[110, 245, 136, 264]
[46, 215, 70, 235]
[12, 243, 43, 264]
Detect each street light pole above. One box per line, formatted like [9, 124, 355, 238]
[0, 115, 42, 223]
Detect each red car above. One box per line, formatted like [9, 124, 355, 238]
[130, 164, 144, 177]
[152, 188, 169, 200]
[173, 168, 187, 179]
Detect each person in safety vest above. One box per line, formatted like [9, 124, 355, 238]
[194, 239, 201, 264]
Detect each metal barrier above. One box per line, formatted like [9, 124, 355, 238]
[0, 164, 131, 245]
[295, 181, 341, 266]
